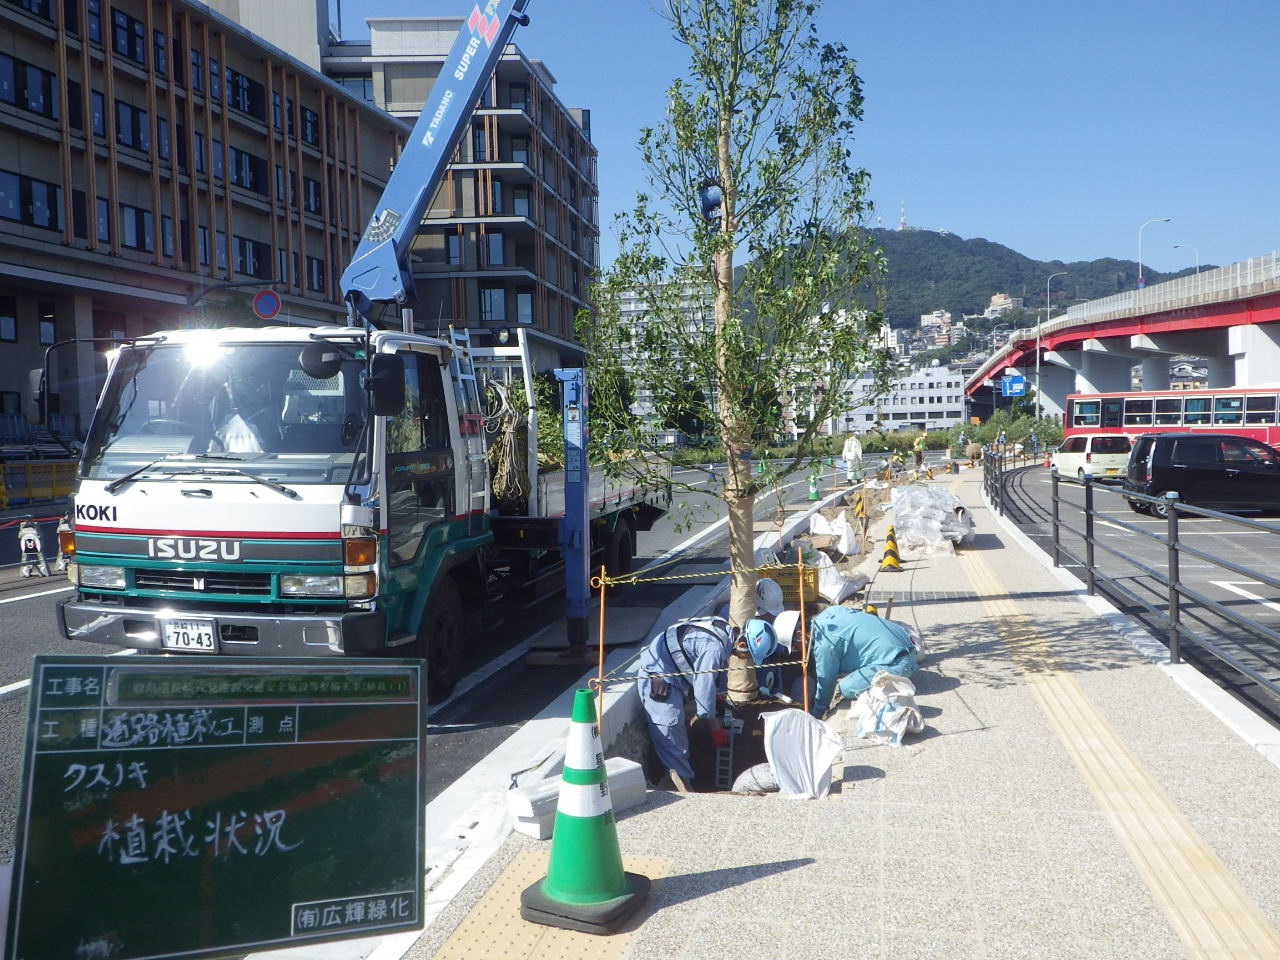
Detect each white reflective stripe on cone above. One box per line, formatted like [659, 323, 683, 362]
[564, 722, 603, 772]
[557, 780, 612, 819]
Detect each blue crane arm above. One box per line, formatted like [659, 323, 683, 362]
[340, 0, 532, 323]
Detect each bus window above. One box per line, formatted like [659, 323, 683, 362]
[1123, 397, 1153, 426]
[1154, 397, 1182, 426]
[1073, 399, 1100, 427]
[1212, 396, 1243, 425]
[1100, 398, 1123, 428]
[1245, 394, 1278, 425]
[1183, 397, 1211, 425]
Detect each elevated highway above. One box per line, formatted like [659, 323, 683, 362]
[966, 250, 1280, 419]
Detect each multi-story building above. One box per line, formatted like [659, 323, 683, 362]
[836, 363, 968, 435]
[0, 0, 405, 438]
[315, 14, 599, 371]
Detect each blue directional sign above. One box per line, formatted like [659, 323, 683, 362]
[1001, 375, 1027, 397]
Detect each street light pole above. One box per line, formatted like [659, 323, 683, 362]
[1038, 271, 1067, 422]
[1137, 217, 1171, 288]
[1173, 243, 1200, 274]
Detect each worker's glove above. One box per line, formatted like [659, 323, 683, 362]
[709, 725, 730, 749]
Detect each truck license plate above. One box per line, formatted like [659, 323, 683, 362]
[160, 618, 217, 652]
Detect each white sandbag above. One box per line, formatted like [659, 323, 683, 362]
[731, 762, 779, 794]
[851, 671, 924, 746]
[762, 709, 845, 799]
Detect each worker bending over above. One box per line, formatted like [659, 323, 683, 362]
[775, 605, 918, 718]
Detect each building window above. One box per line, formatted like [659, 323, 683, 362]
[491, 179, 503, 214]
[446, 233, 461, 266]
[0, 297, 16, 342]
[95, 197, 110, 241]
[233, 236, 270, 278]
[119, 204, 153, 251]
[272, 91, 282, 130]
[513, 186, 530, 218]
[510, 135, 528, 165]
[153, 29, 167, 77]
[215, 230, 227, 271]
[209, 58, 220, 101]
[0, 55, 60, 121]
[161, 215, 175, 257]
[486, 231, 504, 266]
[156, 116, 170, 160]
[197, 226, 209, 265]
[470, 125, 488, 162]
[303, 176, 321, 213]
[194, 131, 206, 174]
[226, 68, 264, 120]
[480, 287, 505, 323]
[115, 101, 150, 151]
[306, 256, 325, 292]
[112, 10, 146, 66]
[90, 90, 105, 136]
[275, 165, 286, 202]
[516, 291, 533, 325]
[509, 84, 527, 111]
[211, 139, 224, 180]
[190, 49, 203, 93]
[300, 107, 319, 146]
[38, 301, 55, 344]
[0, 170, 61, 231]
[230, 147, 267, 195]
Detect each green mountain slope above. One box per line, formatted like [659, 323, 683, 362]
[862, 228, 1206, 328]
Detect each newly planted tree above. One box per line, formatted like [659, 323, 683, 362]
[588, 0, 893, 625]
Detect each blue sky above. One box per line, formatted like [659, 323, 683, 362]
[340, 0, 1280, 276]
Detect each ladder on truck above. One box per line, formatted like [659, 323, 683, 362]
[449, 327, 490, 536]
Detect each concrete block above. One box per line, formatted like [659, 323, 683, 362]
[508, 757, 649, 840]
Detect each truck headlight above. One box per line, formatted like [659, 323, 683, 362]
[280, 574, 344, 597]
[79, 565, 126, 589]
[280, 573, 376, 600]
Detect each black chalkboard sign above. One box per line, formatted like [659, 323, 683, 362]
[5, 656, 426, 960]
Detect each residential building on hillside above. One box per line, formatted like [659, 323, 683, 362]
[0, 0, 404, 437]
[984, 292, 1023, 318]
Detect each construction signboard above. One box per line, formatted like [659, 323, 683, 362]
[4, 656, 426, 960]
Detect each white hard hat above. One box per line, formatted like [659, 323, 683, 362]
[755, 578, 784, 617]
[772, 609, 801, 652]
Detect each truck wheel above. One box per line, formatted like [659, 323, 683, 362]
[421, 577, 464, 704]
[602, 522, 634, 579]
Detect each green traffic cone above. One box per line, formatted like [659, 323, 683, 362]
[520, 689, 650, 933]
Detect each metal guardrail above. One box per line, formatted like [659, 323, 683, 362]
[1014, 466, 1280, 704]
[969, 249, 1280, 388]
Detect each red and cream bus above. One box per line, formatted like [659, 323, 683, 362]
[1064, 387, 1280, 446]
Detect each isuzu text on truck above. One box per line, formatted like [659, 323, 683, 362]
[50, 0, 669, 702]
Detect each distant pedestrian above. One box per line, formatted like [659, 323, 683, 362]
[912, 429, 928, 468]
[841, 432, 863, 484]
[997, 429, 1007, 450]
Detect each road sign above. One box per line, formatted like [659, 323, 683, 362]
[1001, 375, 1026, 397]
[6, 656, 426, 960]
[252, 289, 282, 320]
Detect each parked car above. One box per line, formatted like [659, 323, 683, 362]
[1051, 433, 1132, 481]
[1122, 432, 1280, 517]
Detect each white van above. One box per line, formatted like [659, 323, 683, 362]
[1051, 433, 1133, 481]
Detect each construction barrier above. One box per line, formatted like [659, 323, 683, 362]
[0, 459, 77, 509]
[520, 688, 650, 934]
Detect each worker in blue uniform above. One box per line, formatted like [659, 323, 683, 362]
[775, 605, 918, 718]
[637, 615, 757, 791]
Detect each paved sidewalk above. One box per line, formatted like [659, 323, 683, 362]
[406, 465, 1280, 960]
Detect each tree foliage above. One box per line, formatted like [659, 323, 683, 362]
[585, 0, 892, 626]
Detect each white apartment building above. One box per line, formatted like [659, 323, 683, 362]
[835, 363, 968, 435]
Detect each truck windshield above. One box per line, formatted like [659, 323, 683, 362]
[80, 341, 370, 484]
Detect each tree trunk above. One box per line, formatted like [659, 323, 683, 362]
[726, 492, 757, 627]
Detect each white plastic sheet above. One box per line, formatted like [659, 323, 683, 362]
[889, 484, 976, 553]
[851, 671, 924, 746]
[762, 708, 845, 799]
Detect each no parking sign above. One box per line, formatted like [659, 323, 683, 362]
[252, 289, 282, 321]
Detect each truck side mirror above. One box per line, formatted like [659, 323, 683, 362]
[367, 353, 405, 416]
[27, 368, 45, 426]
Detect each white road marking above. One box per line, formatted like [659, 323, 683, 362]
[1211, 580, 1280, 615]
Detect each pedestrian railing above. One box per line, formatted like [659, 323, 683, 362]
[1032, 468, 1280, 704]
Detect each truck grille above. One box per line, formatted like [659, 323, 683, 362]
[133, 569, 273, 595]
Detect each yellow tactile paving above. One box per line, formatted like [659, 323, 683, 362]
[964, 549, 1280, 959]
[431, 851, 669, 959]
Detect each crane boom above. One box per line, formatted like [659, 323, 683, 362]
[340, 0, 532, 324]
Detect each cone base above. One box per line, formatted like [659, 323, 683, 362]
[520, 871, 651, 935]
